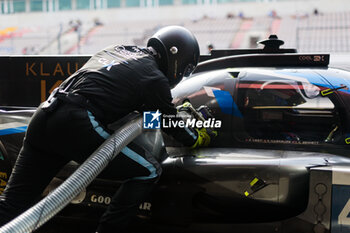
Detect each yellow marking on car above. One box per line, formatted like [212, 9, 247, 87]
[250, 178, 259, 186]
[321, 86, 348, 97]
[345, 138, 350, 144]
[321, 89, 333, 96]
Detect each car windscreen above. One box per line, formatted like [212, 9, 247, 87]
[234, 70, 342, 145]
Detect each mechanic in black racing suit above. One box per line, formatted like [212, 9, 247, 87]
[0, 26, 214, 233]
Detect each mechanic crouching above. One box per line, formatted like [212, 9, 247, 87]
[0, 26, 216, 233]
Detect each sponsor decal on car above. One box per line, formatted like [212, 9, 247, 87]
[331, 167, 350, 233]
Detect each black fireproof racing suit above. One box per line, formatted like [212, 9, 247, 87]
[0, 45, 198, 232]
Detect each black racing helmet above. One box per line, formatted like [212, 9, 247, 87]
[147, 26, 200, 88]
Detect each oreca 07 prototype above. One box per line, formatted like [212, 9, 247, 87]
[0, 36, 350, 233]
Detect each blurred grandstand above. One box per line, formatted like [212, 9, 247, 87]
[0, 0, 349, 55]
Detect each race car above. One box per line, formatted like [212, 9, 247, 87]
[0, 35, 350, 233]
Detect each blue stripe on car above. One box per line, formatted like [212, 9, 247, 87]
[0, 126, 27, 136]
[275, 71, 330, 88]
[213, 90, 243, 118]
[276, 71, 350, 95]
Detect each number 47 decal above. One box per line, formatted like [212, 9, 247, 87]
[339, 198, 350, 225]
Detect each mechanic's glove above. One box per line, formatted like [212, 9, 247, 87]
[191, 128, 217, 149]
[177, 101, 192, 112]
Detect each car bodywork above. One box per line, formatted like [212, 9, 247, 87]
[0, 37, 350, 233]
